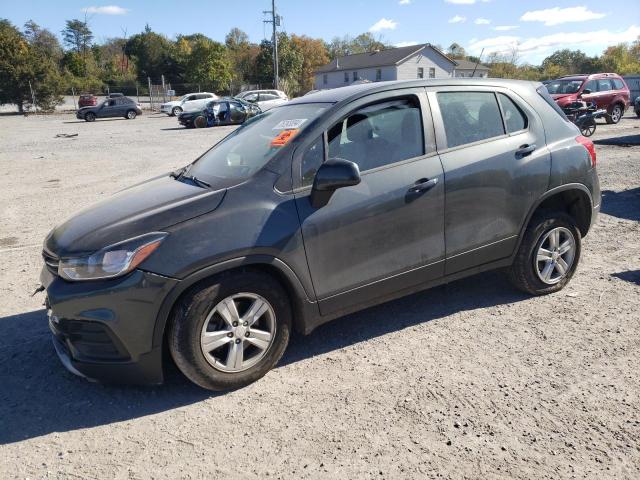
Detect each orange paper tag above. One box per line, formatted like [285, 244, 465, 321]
[270, 129, 299, 147]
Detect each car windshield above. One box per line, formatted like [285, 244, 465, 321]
[187, 103, 330, 182]
[545, 79, 584, 94]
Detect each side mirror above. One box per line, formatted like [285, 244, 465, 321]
[310, 158, 361, 208]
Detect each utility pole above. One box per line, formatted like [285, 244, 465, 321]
[263, 0, 280, 89]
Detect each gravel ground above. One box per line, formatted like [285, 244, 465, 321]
[0, 111, 638, 479]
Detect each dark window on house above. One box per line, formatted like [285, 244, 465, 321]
[436, 91, 505, 148]
[327, 97, 424, 172]
[344, 72, 349, 83]
[498, 93, 527, 133]
[301, 136, 325, 187]
[353, 71, 358, 81]
[323, 74, 328, 85]
[376, 69, 382, 81]
[417, 67, 424, 79]
[429, 68, 436, 78]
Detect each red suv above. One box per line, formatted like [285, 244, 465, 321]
[78, 94, 98, 108]
[545, 73, 630, 124]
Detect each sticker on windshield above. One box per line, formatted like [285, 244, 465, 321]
[270, 129, 299, 147]
[272, 119, 307, 130]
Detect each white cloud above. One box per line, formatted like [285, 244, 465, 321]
[83, 5, 129, 15]
[493, 25, 519, 31]
[399, 0, 411, 4]
[369, 18, 398, 32]
[475, 18, 491, 25]
[449, 15, 467, 23]
[395, 41, 419, 47]
[520, 6, 606, 26]
[467, 25, 640, 60]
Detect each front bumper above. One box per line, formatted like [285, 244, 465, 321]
[42, 265, 178, 385]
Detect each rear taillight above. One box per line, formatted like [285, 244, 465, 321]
[575, 135, 596, 168]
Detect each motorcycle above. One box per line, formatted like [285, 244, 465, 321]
[562, 100, 607, 137]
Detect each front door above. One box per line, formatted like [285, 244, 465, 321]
[428, 87, 551, 274]
[294, 90, 445, 315]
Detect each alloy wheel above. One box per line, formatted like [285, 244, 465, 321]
[200, 293, 276, 372]
[534, 227, 576, 285]
[611, 105, 622, 123]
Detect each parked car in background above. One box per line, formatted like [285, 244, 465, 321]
[161, 92, 218, 116]
[235, 89, 288, 111]
[78, 94, 97, 108]
[634, 96, 640, 117]
[76, 96, 142, 122]
[545, 73, 630, 124]
[43, 79, 600, 390]
[107, 93, 124, 98]
[178, 97, 260, 128]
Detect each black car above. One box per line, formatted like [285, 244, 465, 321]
[76, 96, 142, 122]
[634, 95, 640, 117]
[42, 79, 600, 391]
[178, 97, 261, 128]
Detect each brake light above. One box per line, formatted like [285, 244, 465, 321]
[575, 135, 596, 168]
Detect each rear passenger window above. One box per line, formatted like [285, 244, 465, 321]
[612, 79, 624, 90]
[597, 79, 612, 91]
[301, 136, 324, 187]
[327, 98, 423, 172]
[437, 92, 505, 148]
[498, 93, 527, 133]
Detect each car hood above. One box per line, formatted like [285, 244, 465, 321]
[45, 175, 227, 257]
[551, 93, 577, 102]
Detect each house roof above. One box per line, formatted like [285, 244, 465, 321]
[315, 43, 456, 74]
[453, 58, 490, 71]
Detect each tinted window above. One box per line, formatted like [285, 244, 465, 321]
[189, 103, 329, 181]
[537, 85, 569, 121]
[498, 93, 527, 133]
[301, 136, 324, 187]
[597, 79, 612, 91]
[545, 80, 583, 94]
[260, 93, 279, 101]
[186, 96, 196, 101]
[612, 79, 624, 90]
[327, 97, 424, 172]
[437, 92, 505, 148]
[583, 80, 598, 92]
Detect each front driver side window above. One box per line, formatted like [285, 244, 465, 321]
[327, 97, 424, 172]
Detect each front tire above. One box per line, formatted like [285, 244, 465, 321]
[194, 115, 207, 128]
[172, 106, 182, 117]
[509, 211, 581, 295]
[126, 110, 137, 120]
[606, 104, 623, 124]
[168, 270, 291, 391]
[84, 112, 95, 122]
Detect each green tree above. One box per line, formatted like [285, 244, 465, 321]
[125, 28, 175, 82]
[291, 34, 329, 95]
[62, 19, 92, 54]
[184, 37, 232, 92]
[253, 32, 303, 95]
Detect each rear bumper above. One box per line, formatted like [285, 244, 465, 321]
[42, 266, 178, 385]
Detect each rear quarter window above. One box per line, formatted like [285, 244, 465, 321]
[612, 79, 625, 90]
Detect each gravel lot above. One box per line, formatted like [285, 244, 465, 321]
[0, 110, 638, 479]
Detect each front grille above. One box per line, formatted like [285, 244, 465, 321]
[42, 250, 59, 276]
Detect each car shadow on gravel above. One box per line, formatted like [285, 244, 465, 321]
[601, 188, 640, 222]
[593, 134, 640, 147]
[611, 269, 640, 285]
[0, 271, 527, 445]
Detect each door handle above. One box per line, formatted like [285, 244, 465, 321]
[408, 177, 438, 194]
[516, 144, 536, 157]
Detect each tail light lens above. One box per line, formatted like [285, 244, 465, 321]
[575, 135, 596, 168]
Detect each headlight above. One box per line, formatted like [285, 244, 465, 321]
[58, 232, 167, 281]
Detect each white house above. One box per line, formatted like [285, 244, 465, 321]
[314, 44, 458, 90]
[452, 58, 490, 78]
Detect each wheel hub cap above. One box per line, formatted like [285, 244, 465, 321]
[534, 227, 576, 285]
[200, 293, 276, 373]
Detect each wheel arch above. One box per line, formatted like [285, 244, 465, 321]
[152, 255, 317, 350]
[512, 184, 593, 260]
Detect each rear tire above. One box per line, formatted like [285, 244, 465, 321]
[508, 211, 581, 295]
[168, 270, 291, 391]
[606, 104, 623, 124]
[84, 112, 95, 122]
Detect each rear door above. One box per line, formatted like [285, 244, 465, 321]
[428, 86, 551, 274]
[595, 79, 615, 109]
[294, 89, 446, 314]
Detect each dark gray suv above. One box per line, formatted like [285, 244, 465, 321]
[42, 79, 600, 390]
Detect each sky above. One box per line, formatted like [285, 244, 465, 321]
[3, 0, 639, 64]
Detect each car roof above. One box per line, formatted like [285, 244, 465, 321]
[289, 78, 540, 105]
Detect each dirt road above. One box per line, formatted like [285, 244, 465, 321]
[0, 111, 638, 479]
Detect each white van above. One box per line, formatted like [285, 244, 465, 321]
[160, 92, 218, 116]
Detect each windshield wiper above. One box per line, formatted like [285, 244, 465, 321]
[170, 168, 211, 188]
